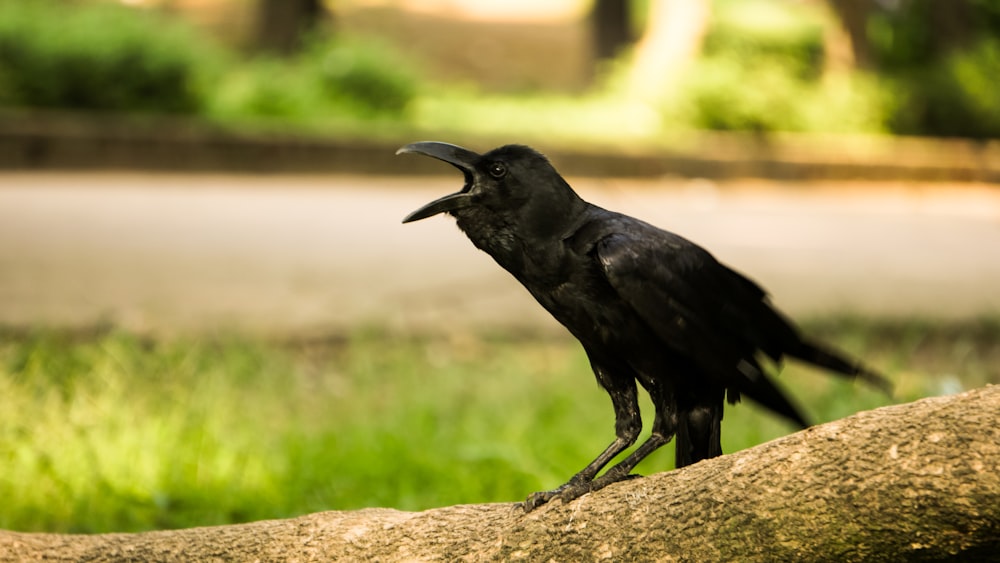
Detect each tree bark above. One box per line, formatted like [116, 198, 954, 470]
[2, 386, 998, 562]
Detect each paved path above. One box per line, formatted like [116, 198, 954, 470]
[1, 173, 998, 336]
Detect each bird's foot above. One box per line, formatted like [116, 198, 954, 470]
[518, 472, 642, 513]
[519, 488, 563, 513]
[519, 483, 582, 513]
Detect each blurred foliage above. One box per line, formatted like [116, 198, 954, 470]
[669, 0, 894, 135]
[0, 0, 221, 114]
[704, 0, 826, 82]
[0, 0, 997, 139]
[867, 0, 1000, 71]
[887, 39, 1000, 139]
[313, 38, 419, 117]
[0, 0, 419, 126]
[0, 319, 996, 533]
[667, 0, 1000, 138]
[865, 0, 1000, 139]
[673, 58, 895, 135]
[209, 36, 419, 124]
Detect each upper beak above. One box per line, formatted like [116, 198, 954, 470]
[397, 142, 481, 223]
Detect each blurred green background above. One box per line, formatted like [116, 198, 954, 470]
[2, 0, 999, 139]
[3, 320, 996, 532]
[1, 0, 998, 535]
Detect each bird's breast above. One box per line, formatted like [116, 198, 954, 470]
[532, 271, 638, 343]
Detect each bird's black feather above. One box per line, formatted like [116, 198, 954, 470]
[399, 142, 891, 511]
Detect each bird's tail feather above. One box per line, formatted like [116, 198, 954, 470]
[738, 358, 811, 429]
[791, 339, 893, 395]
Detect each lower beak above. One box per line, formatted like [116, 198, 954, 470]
[402, 191, 473, 223]
[397, 141, 481, 223]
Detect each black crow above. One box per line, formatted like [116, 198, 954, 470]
[398, 141, 890, 512]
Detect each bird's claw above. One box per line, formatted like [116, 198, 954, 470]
[519, 482, 593, 513]
[518, 473, 644, 513]
[519, 485, 566, 512]
[518, 492, 554, 513]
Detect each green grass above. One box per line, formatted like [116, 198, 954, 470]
[1, 320, 997, 533]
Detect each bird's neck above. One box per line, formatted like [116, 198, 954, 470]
[454, 208, 524, 272]
[454, 197, 590, 285]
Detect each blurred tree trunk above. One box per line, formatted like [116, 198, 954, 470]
[822, 2, 861, 72]
[825, 0, 873, 69]
[591, 0, 634, 61]
[254, 0, 328, 55]
[627, 0, 710, 100]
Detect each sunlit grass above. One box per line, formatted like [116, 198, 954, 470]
[412, 89, 664, 146]
[1, 319, 995, 533]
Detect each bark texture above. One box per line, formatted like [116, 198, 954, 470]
[2, 386, 998, 562]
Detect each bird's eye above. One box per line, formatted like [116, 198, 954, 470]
[488, 162, 507, 179]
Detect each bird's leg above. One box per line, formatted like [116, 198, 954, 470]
[550, 403, 677, 507]
[561, 429, 671, 503]
[522, 384, 677, 512]
[521, 375, 641, 512]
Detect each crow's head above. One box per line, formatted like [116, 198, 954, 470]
[398, 142, 585, 241]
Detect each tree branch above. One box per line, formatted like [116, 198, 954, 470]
[3, 386, 998, 562]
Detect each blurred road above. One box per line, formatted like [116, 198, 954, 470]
[1, 173, 998, 336]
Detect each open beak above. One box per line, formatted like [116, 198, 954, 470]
[397, 142, 481, 223]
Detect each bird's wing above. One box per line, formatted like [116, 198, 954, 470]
[593, 227, 808, 426]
